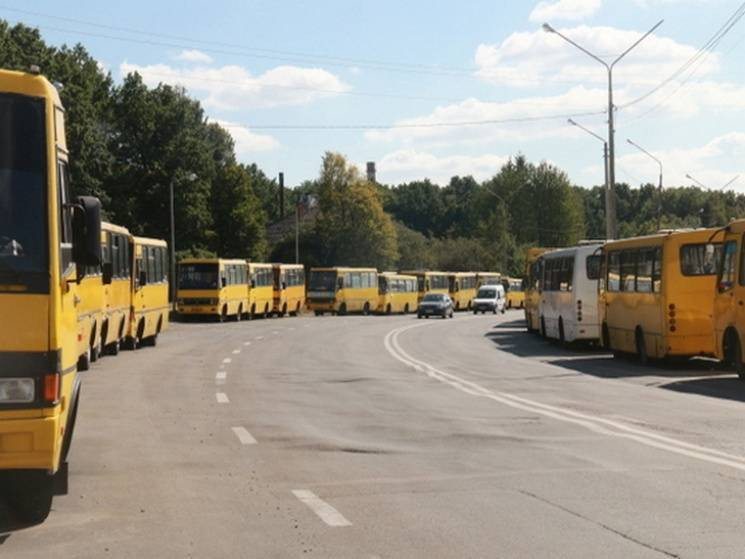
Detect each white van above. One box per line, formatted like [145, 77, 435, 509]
[472, 284, 506, 314]
[539, 242, 603, 343]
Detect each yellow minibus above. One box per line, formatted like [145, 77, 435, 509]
[273, 263, 305, 317]
[476, 272, 501, 287]
[307, 267, 378, 315]
[248, 262, 274, 318]
[0, 68, 102, 522]
[713, 220, 745, 377]
[524, 248, 550, 332]
[126, 237, 169, 348]
[602, 228, 723, 362]
[449, 272, 477, 311]
[505, 278, 525, 309]
[75, 257, 104, 370]
[401, 270, 450, 302]
[100, 222, 132, 355]
[177, 258, 248, 321]
[377, 273, 417, 314]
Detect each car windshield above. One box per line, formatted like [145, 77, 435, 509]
[310, 270, 337, 291]
[423, 293, 445, 302]
[178, 263, 219, 289]
[477, 288, 496, 298]
[0, 94, 47, 277]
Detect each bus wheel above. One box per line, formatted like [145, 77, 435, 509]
[235, 305, 242, 322]
[635, 327, 648, 366]
[386, 304, 392, 315]
[363, 303, 371, 316]
[90, 342, 101, 363]
[106, 339, 120, 356]
[338, 303, 347, 316]
[404, 304, 409, 314]
[282, 303, 288, 317]
[602, 323, 611, 349]
[507, 300, 512, 309]
[558, 318, 566, 345]
[314, 310, 323, 316]
[540, 317, 546, 338]
[4, 471, 54, 525]
[77, 348, 91, 372]
[294, 302, 300, 316]
[724, 329, 745, 380]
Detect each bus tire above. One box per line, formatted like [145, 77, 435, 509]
[540, 317, 546, 338]
[106, 338, 120, 356]
[602, 323, 611, 349]
[507, 300, 512, 309]
[236, 305, 243, 322]
[61, 379, 81, 463]
[386, 304, 392, 315]
[473, 310, 478, 315]
[635, 327, 648, 366]
[363, 302, 370, 316]
[404, 304, 410, 314]
[282, 303, 288, 317]
[77, 348, 90, 372]
[724, 329, 745, 380]
[249, 305, 256, 320]
[4, 471, 54, 524]
[314, 310, 323, 316]
[338, 303, 347, 316]
[558, 318, 566, 345]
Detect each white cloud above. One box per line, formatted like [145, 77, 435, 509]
[211, 119, 280, 156]
[377, 150, 510, 184]
[119, 61, 351, 110]
[529, 0, 602, 23]
[474, 25, 719, 88]
[175, 49, 214, 64]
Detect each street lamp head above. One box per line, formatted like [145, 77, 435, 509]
[542, 23, 555, 33]
[567, 118, 576, 126]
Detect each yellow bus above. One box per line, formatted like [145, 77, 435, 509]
[505, 278, 525, 309]
[0, 67, 102, 522]
[448, 272, 477, 311]
[602, 228, 723, 363]
[248, 262, 274, 318]
[377, 273, 418, 314]
[100, 222, 132, 355]
[273, 263, 306, 317]
[125, 237, 169, 348]
[75, 257, 104, 371]
[401, 270, 450, 302]
[713, 220, 745, 377]
[476, 272, 501, 287]
[308, 267, 378, 315]
[177, 258, 248, 321]
[524, 248, 550, 332]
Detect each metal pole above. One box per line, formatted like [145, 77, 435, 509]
[169, 178, 176, 313]
[603, 142, 611, 239]
[606, 69, 618, 239]
[295, 203, 300, 264]
[658, 169, 663, 232]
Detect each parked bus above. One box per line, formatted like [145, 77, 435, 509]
[307, 267, 378, 315]
[177, 258, 248, 321]
[100, 222, 132, 355]
[377, 273, 418, 314]
[449, 272, 477, 311]
[0, 67, 101, 522]
[126, 237, 169, 348]
[401, 270, 449, 302]
[248, 262, 274, 318]
[602, 229, 723, 362]
[273, 263, 305, 317]
[505, 278, 525, 309]
[539, 243, 603, 343]
[476, 272, 501, 287]
[713, 220, 745, 377]
[524, 248, 551, 332]
[75, 256, 104, 371]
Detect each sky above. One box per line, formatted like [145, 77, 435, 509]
[5, 0, 745, 190]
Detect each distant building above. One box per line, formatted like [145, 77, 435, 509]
[366, 161, 376, 183]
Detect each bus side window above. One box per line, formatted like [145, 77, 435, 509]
[720, 241, 737, 292]
[57, 160, 74, 275]
[652, 247, 662, 293]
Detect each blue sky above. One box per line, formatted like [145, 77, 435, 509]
[6, 0, 745, 190]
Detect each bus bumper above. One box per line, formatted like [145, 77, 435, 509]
[178, 306, 219, 315]
[0, 415, 59, 471]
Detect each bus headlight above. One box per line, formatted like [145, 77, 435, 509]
[0, 378, 35, 403]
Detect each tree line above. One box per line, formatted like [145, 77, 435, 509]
[5, 21, 745, 278]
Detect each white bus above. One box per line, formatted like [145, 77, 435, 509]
[539, 242, 604, 343]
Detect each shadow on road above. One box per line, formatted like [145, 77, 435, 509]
[485, 318, 745, 403]
[0, 499, 37, 544]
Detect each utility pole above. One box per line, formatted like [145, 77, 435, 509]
[568, 118, 610, 238]
[279, 172, 285, 220]
[295, 200, 300, 265]
[544, 20, 663, 239]
[627, 139, 663, 232]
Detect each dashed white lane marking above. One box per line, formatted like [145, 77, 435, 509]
[215, 371, 227, 385]
[384, 322, 745, 475]
[222, 358, 232, 364]
[292, 490, 351, 527]
[231, 427, 257, 445]
[232, 349, 241, 355]
[243, 341, 251, 346]
[288, 327, 296, 331]
[271, 331, 279, 335]
[216, 392, 230, 404]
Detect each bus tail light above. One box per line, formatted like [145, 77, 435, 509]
[668, 303, 676, 331]
[44, 374, 60, 403]
[577, 300, 583, 322]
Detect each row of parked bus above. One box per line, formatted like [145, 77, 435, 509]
[522, 223, 745, 375]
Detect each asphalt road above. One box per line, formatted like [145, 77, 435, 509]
[4, 311, 745, 558]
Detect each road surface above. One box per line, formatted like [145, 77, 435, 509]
[3, 311, 745, 558]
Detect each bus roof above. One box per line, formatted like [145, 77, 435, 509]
[542, 243, 603, 259]
[179, 258, 245, 265]
[379, 272, 416, 280]
[0, 68, 62, 106]
[133, 236, 167, 248]
[101, 221, 131, 235]
[272, 263, 304, 269]
[399, 270, 448, 276]
[248, 262, 273, 269]
[311, 267, 378, 273]
[604, 228, 722, 250]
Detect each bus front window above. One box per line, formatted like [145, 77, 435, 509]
[179, 264, 219, 289]
[0, 94, 47, 276]
[309, 270, 337, 292]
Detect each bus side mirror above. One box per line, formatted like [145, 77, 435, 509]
[139, 270, 147, 287]
[102, 262, 113, 285]
[72, 196, 101, 268]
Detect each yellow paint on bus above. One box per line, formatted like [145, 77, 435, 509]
[400, 270, 449, 302]
[377, 273, 417, 314]
[100, 222, 133, 354]
[248, 262, 274, 318]
[127, 237, 169, 347]
[308, 267, 378, 315]
[177, 258, 248, 321]
[273, 263, 306, 317]
[448, 272, 477, 311]
[505, 278, 525, 309]
[713, 220, 745, 375]
[524, 248, 551, 332]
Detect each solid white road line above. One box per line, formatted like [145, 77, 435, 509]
[222, 357, 232, 364]
[384, 322, 745, 474]
[292, 490, 352, 527]
[215, 371, 227, 385]
[216, 392, 230, 404]
[231, 427, 257, 445]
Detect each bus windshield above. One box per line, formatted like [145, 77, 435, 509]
[0, 94, 47, 276]
[179, 263, 219, 289]
[310, 270, 337, 291]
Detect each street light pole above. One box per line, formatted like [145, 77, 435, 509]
[687, 173, 740, 191]
[627, 139, 663, 232]
[543, 20, 663, 240]
[568, 118, 610, 238]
